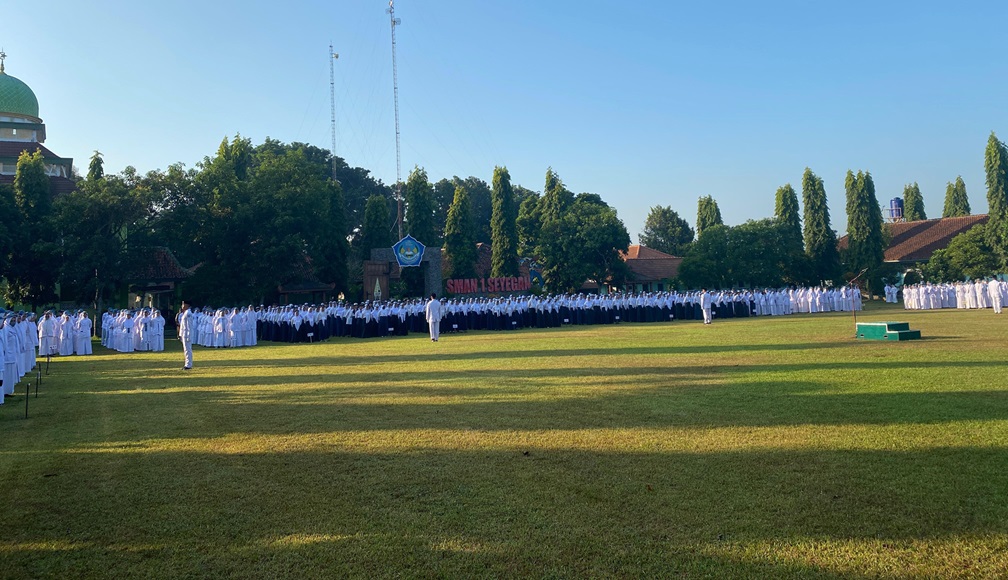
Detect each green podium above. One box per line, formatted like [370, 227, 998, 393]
[856, 321, 921, 341]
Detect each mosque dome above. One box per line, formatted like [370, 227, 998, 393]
[0, 65, 41, 120]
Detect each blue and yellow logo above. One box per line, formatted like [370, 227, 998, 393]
[393, 235, 425, 267]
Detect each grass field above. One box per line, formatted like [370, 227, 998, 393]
[1, 303, 1007, 578]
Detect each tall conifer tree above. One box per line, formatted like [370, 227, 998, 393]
[443, 184, 477, 279]
[942, 176, 971, 217]
[902, 182, 926, 221]
[774, 183, 802, 248]
[844, 170, 885, 292]
[984, 131, 1008, 268]
[801, 168, 839, 283]
[490, 166, 518, 277]
[696, 195, 723, 237]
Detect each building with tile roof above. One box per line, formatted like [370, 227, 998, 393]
[619, 244, 683, 292]
[838, 214, 989, 264]
[0, 51, 75, 194]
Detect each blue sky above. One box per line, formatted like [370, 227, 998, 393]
[6, 1, 1007, 242]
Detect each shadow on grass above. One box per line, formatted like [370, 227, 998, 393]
[1, 445, 1005, 578]
[43, 364, 1008, 439]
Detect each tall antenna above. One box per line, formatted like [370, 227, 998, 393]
[387, 0, 404, 240]
[329, 44, 339, 181]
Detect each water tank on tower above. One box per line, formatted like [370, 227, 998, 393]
[887, 197, 905, 223]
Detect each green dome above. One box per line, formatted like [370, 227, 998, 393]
[0, 71, 40, 119]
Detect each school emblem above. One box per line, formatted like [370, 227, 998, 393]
[393, 235, 425, 267]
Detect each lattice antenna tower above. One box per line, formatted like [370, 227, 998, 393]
[387, 0, 403, 239]
[329, 44, 339, 181]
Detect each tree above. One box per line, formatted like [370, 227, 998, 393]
[942, 176, 971, 217]
[540, 167, 572, 223]
[773, 183, 808, 284]
[843, 170, 885, 294]
[404, 166, 437, 246]
[460, 176, 493, 244]
[443, 184, 477, 279]
[0, 183, 21, 278]
[802, 168, 840, 284]
[516, 192, 541, 259]
[432, 178, 455, 246]
[695, 195, 723, 237]
[401, 166, 437, 296]
[678, 220, 794, 289]
[8, 149, 58, 306]
[53, 173, 142, 307]
[563, 194, 631, 289]
[357, 194, 393, 261]
[87, 150, 104, 181]
[923, 224, 996, 281]
[490, 166, 519, 277]
[902, 182, 926, 221]
[677, 225, 730, 289]
[984, 131, 1008, 268]
[639, 205, 694, 256]
[774, 184, 801, 245]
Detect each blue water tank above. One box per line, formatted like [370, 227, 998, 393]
[890, 197, 904, 219]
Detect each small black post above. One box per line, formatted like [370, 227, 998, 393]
[46, 354, 50, 375]
[35, 378, 38, 398]
[24, 382, 29, 419]
[37, 368, 41, 387]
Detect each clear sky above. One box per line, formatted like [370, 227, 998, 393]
[5, 1, 1007, 242]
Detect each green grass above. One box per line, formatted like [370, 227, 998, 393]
[1, 303, 1007, 578]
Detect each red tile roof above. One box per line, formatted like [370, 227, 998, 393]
[620, 244, 682, 281]
[838, 214, 989, 262]
[128, 247, 194, 282]
[0, 141, 65, 160]
[0, 173, 76, 195]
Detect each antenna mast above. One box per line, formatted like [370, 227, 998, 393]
[329, 44, 339, 181]
[387, 0, 403, 240]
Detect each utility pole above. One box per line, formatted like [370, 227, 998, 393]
[387, 0, 403, 240]
[329, 44, 339, 181]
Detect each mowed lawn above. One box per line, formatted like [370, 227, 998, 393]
[1, 303, 1007, 578]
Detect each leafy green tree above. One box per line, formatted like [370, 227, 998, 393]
[923, 224, 996, 281]
[53, 173, 142, 307]
[730, 219, 794, 288]
[490, 166, 518, 277]
[443, 184, 477, 279]
[400, 166, 438, 296]
[639, 205, 694, 256]
[404, 166, 438, 246]
[843, 170, 885, 294]
[773, 183, 805, 282]
[678, 220, 796, 289]
[460, 176, 492, 244]
[984, 131, 1008, 268]
[432, 178, 455, 246]
[902, 182, 926, 221]
[516, 192, 541, 258]
[802, 168, 840, 283]
[87, 150, 104, 181]
[540, 167, 572, 223]
[564, 194, 631, 289]
[942, 176, 971, 217]
[695, 195, 723, 237]
[537, 169, 580, 291]
[0, 183, 21, 278]
[357, 194, 393, 261]
[8, 150, 58, 306]
[774, 184, 801, 246]
[677, 224, 730, 289]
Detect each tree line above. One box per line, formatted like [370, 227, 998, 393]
[640, 131, 1008, 294]
[0, 136, 630, 307]
[3, 131, 1006, 308]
